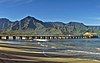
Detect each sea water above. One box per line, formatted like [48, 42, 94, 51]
[0, 39, 100, 60]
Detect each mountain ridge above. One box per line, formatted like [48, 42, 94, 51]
[0, 16, 100, 35]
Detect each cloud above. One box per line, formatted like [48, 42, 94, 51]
[12, 0, 33, 4]
[0, 0, 34, 6]
[94, 17, 100, 20]
[88, 17, 100, 21]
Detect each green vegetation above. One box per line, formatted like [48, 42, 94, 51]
[0, 16, 100, 36]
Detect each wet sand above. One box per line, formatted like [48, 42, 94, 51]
[0, 45, 100, 63]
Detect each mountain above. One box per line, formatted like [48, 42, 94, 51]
[0, 18, 12, 31]
[44, 22, 66, 27]
[0, 16, 100, 35]
[12, 16, 44, 30]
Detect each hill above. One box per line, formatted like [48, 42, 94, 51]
[0, 16, 100, 35]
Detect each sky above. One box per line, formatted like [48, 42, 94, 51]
[0, 0, 100, 25]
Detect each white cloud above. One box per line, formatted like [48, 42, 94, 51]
[0, 0, 34, 5]
[12, 0, 33, 4]
[88, 17, 100, 21]
[94, 17, 100, 20]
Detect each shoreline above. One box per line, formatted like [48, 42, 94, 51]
[0, 46, 100, 63]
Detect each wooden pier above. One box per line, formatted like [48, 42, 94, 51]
[0, 35, 98, 40]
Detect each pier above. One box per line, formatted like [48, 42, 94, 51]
[0, 35, 98, 40]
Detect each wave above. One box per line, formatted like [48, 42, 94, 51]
[67, 50, 100, 55]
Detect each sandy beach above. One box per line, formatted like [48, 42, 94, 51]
[0, 43, 100, 63]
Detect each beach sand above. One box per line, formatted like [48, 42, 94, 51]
[0, 44, 100, 63]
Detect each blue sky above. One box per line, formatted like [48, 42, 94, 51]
[0, 0, 100, 25]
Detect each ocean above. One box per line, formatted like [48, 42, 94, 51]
[0, 39, 100, 60]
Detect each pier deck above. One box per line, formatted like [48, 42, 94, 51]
[0, 35, 98, 40]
